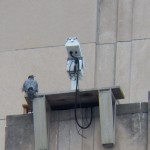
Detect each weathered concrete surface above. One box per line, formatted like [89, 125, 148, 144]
[115, 113, 147, 150]
[33, 96, 48, 150]
[5, 115, 34, 150]
[116, 103, 148, 115]
[5, 104, 148, 150]
[0, 120, 6, 150]
[147, 91, 150, 150]
[6, 114, 33, 126]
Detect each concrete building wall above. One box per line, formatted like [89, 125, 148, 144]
[5, 104, 148, 150]
[0, 120, 6, 150]
[0, 0, 150, 149]
[96, 0, 150, 104]
[0, 0, 97, 50]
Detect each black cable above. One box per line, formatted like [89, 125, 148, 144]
[70, 53, 93, 129]
[74, 70, 93, 129]
[68, 59, 75, 79]
[75, 121, 86, 139]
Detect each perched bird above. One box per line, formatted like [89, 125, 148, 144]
[22, 75, 38, 111]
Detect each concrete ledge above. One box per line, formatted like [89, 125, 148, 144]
[6, 114, 33, 126]
[116, 102, 148, 115]
[141, 102, 148, 113]
[6, 103, 148, 125]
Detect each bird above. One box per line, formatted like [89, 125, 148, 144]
[22, 75, 38, 111]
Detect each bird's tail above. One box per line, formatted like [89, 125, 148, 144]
[27, 88, 35, 100]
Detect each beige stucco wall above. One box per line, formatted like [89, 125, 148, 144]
[0, 1, 97, 149]
[0, 0, 97, 51]
[0, 44, 95, 118]
[0, 0, 150, 149]
[95, 0, 150, 103]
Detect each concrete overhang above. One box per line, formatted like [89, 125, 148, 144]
[25, 86, 124, 110]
